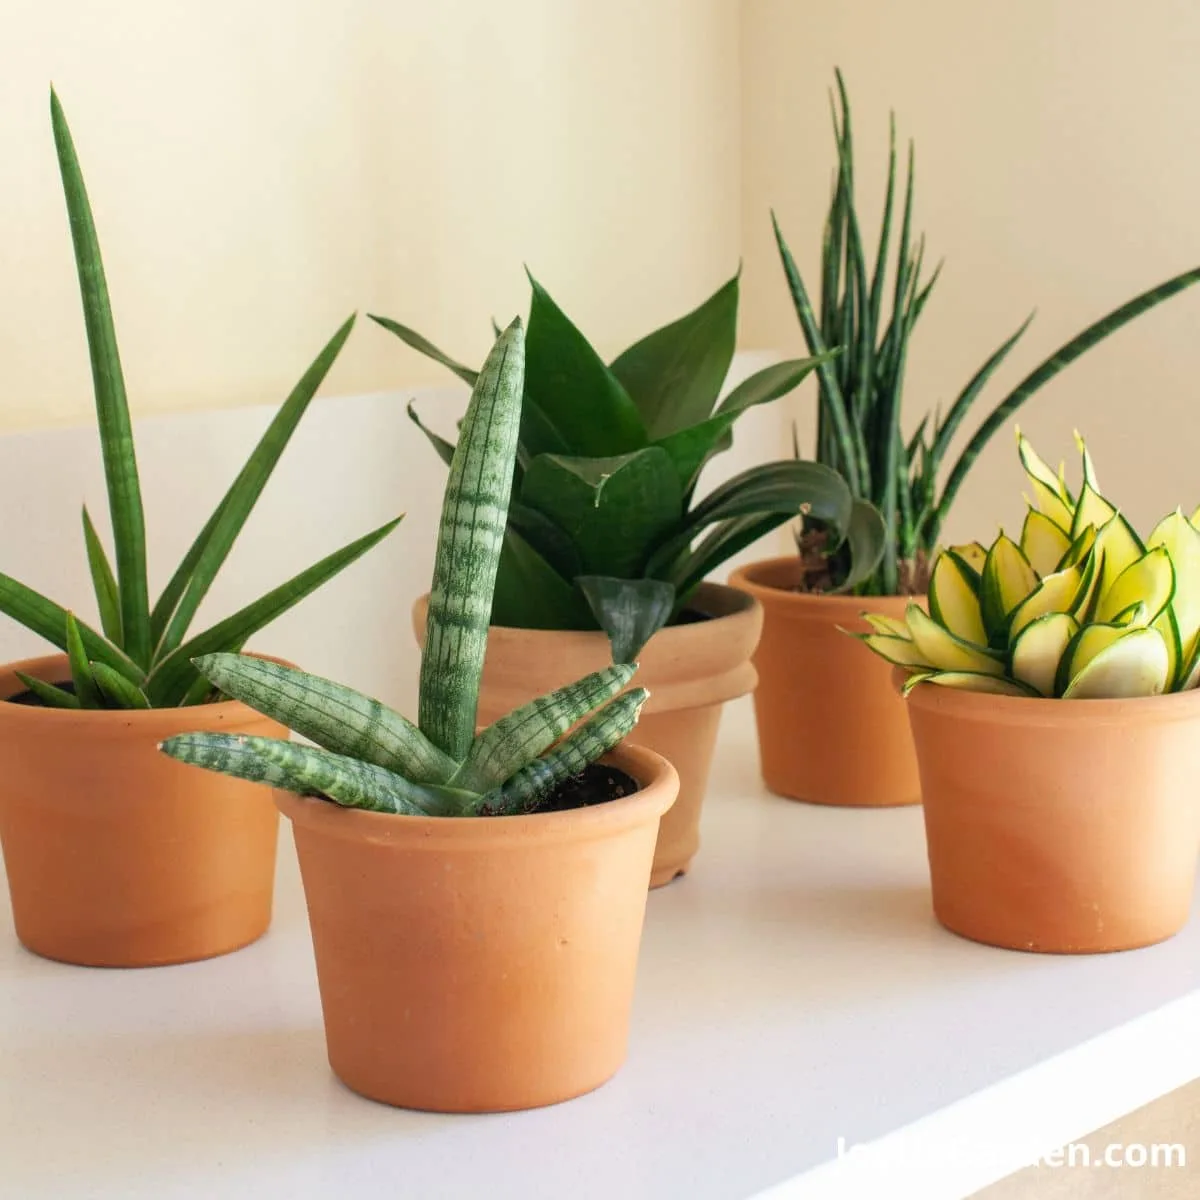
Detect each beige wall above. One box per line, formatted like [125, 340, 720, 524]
[1, 0, 740, 429]
[740, 0, 1200, 543]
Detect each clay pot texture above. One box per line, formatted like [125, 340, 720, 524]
[729, 557, 921, 807]
[411, 581, 761, 888]
[281, 742, 677, 1112]
[0, 653, 285, 967]
[905, 679, 1200, 953]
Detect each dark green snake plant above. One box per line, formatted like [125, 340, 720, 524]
[160, 320, 649, 817]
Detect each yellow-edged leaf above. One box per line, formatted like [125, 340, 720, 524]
[908, 670, 1038, 698]
[929, 552, 987, 645]
[863, 612, 911, 639]
[858, 633, 932, 669]
[1147, 509, 1200, 669]
[1062, 627, 1171, 699]
[980, 535, 1039, 639]
[1153, 605, 1182, 689]
[905, 604, 1005, 676]
[1008, 563, 1086, 640]
[1058, 524, 1096, 570]
[948, 541, 988, 574]
[1020, 508, 1071, 577]
[1073, 429, 1101, 493]
[1017, 430, 1074, 530]
[1094, 546, 1174, 627]
[1092, 511, 1145, 596]
[1011, 611, 1078, 697]
[1070, 481, 1117, 540]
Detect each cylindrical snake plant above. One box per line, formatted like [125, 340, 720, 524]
[161, 321, 650, 817]
[0, 90, 401, 710]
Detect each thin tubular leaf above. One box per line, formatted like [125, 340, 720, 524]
[475, 688, 649, 816]
[933, 265, 1200, 542]
[454, 663, 637, 793]
[51, 90, 150, 666]
[419, 320, 525, 760]
[159, 732, 456, 816]
[193, 653, 456, 783]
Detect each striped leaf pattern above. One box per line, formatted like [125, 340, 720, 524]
[160, 733, 456, 817]
[194, 653, 455, 783]
[419, 318, 525, 760]
[475, 689, 648, 816]
[453, 663, 635, 792]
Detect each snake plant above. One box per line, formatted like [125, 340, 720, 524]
[774, 70, 1200, 596]
[371, 272, 855, 661]
[0, 90, 400, 711]
[861, 430, 1200, 699]
[161, 320, 649, 817]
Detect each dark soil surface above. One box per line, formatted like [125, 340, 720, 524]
[534, 763, 640, 812]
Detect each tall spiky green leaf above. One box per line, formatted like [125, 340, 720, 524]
[50, 89, 150, 666]
[145, 515, 403, 706]
[419, 320, 525, 760]
[151, 315, 357, 655]
[81, 505, 121, 646]
[64, 612, 104, 708]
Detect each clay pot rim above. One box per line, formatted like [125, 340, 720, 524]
[901, 666, 1200, 727]
[414, 579, 760, 647]
[0, 651, 288, 730]
[729, 556, 921, 618]
[277, 742, 679, 846]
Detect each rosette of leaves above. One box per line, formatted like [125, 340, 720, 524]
[0, 91, 400, 710]
[161, 321, 649, 817]
[860, 430, 1200, 700]
[370, 271, 861, 661]
[774, 70, 1200, 596]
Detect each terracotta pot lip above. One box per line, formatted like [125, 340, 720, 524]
[276, 742, 679, 845]
[903, 670, 1200, 726]
[729, 557, 921, 616]
[0, 651, 289, 728]
[414, 580, 761, 644]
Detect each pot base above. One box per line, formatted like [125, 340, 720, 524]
[649, 859, 691, 889]
[932, 907, 1189, 956]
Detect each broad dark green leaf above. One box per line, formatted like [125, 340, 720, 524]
[931, 264, 1200, 544]
[367, 314, 478, 385]
[81, 505, 122, 646]
[0, 571, 143, 684]
[665, 512, 792, 599]
[145, 515, 403, 706]
[655, 354, 838, 494]
[152, 315, 357, 660]
[578, 576, 676, 663]
[828, 499, 888, 594]
[520, 449, 683, 579]
[51, 89, 151, 667]
[608, 273, 738, 437]
[525, 274, 648, 456]
[647, 460, 854, 578]
[490, 528, 595, 630]
[65, 612, 104, 708]
[507, 503, 583, 581]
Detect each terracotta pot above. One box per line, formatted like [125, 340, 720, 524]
[281, 742, 676, 1112]
[728, 557, 921, 807]
[0, 653, 286, 967]
[905, 678, 1200, 953]
[411, 582, 761, 888]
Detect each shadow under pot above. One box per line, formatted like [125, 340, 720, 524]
[411, 581, 762, 888]
[0, 652, 285, 967]
[728, 556, 922, 807]
[904, 676, 1200, 953]
[280, 742, 678, 1112]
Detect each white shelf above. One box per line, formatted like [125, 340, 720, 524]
[4, 699, 1200, 1199]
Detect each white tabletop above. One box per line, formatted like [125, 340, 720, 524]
[4, 698, 1200, 1200]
